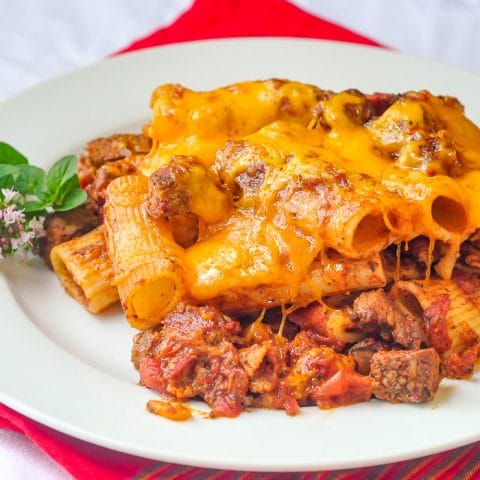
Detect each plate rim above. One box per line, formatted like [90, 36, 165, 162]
[2, 36, 480, 109]
[1, 37, 480, 472]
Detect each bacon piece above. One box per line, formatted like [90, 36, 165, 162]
[239, 342, 269, 377]
[288, 330, 345, 366]
[288, 303, 328, 336]
[366, 92, 397, 116]
[248, 341, 286, 394]
[286, 346, 355, 404]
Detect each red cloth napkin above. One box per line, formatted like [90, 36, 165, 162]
[117, 0, 380, 54]
[2, 0, 479, 479]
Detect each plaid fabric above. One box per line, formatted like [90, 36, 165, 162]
[1, 404, 480, 480]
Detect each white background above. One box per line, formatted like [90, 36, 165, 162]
[1, 0, 479, 478]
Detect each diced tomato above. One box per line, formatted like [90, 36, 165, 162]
[212, 396, 244, 418]
[169, 355, 197, 381]
[424, 295, 452, 354]
[442, 343, 480, 379]
[311, 369, 374, 409]
[139, 356, 167, 394]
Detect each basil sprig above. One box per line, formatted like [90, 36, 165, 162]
[0, 142, 87, 216]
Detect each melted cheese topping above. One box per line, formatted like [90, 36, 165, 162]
[139, 80, 325, 175]
[139, 82, 480, 312]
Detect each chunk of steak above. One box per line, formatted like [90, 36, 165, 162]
[146, 163, 191, 219]
[132, 304, 249, 418]
[370, 349, 441, 403]
[145, 157, 212, 248]
[86, 158, 138, 205]
[353, 290, 424, 349]
[39, 198, 101, 267]
[83, 134, 151, 168]
[348, 338, 391, 375]
[78, 134, 151, 188]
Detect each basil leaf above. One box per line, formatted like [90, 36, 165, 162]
[0, 165, 20, 191]
[46, 155, 77, 193]
[23, 200, 48, 215]
[0, 142, 28, 165]
[54, 188, 87, 212]
[0, 164, 20, 179]
[0, 174, 16, 190]
[0, 145, 86, 215]
[16, 165, 46, 196]
[52, 175, 79, 204]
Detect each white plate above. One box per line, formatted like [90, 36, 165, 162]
[1, 38, 480, 472]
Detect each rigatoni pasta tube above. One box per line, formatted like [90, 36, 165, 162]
[383, 170, 470, 244]
[214, 121, 397, 259]
[50, 226, 119, 314]
[104, 175, 185, 329]
[457, 170, 480, 227]
[204, 253, 387, 313]
[306, 253, 387, 297]
[391, 280, 480, 357]
[139, 80, 324, 175]
[319, 92, 473, 245]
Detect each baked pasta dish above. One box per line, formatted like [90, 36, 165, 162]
[42, 80, 480, 418]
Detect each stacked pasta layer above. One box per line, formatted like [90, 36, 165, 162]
[49, 80, 480, 417]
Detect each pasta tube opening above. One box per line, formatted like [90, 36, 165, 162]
[430, 196, 468, 234]
[122, 261, 184, 330]
[51, 248, 88, 306]
[391, 280, 480, 358]
[104, 175, 186, 329]
[351, 212, 391, 254]
[50, 226, 119, 314]
[391, 287, 424, 318]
